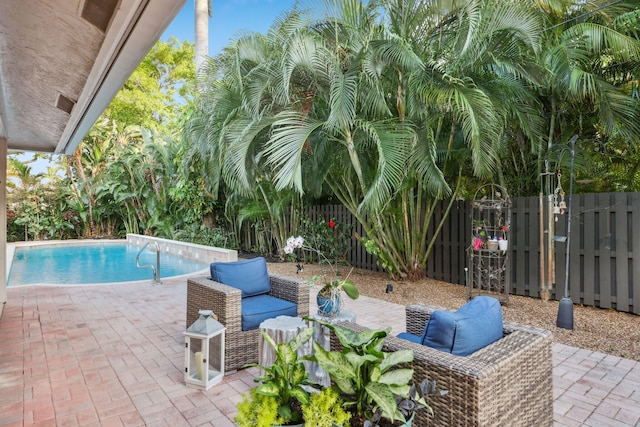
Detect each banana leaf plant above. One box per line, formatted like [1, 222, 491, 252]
[239, 327, 318, 425]
[307, 319, 418, 425]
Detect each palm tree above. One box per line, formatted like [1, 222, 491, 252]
[187, 0, 543, 278]
[527, 0, 640, 298]
[536, 0, 640, 170]
[195, 0, 211, 80]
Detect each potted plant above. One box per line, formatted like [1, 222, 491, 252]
[308, 319, 434, 426]
[235, 328, 317, 426]
[311, 271, 359, 316]
[499, 225, 509, 251]
[283, 233, 359, 317]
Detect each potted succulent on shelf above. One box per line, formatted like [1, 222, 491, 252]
[283, 233, 359, 317]
[308, 319, 435, 426]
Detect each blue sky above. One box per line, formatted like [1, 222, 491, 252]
[162, 0, 298, 56]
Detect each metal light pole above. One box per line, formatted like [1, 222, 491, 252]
[556, 135, 578, 330]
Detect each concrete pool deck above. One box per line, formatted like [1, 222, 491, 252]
[1, 273, 639, 426]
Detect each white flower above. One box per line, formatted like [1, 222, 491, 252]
[294, 236, 304, 248]
[283, 245, 294, 254]
[286, 237, 296, 247]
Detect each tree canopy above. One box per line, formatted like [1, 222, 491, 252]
[8, 0, 640, 280]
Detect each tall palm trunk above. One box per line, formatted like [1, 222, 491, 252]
[195, 0, 210, 83]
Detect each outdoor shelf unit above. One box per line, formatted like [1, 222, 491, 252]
[468, 184, 511, 304]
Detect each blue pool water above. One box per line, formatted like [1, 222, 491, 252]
[8, 244, 209, 286]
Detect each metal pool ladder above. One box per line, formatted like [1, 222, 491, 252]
[136, 241, 161, 284]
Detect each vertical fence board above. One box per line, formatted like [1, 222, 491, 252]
[432, 202, 441, 279]
[456, 200, 470, 285]
[581, 194, 596, 306]
[528, 196, 541, 297]
[614, 193, 629, 312]
[427, 204, 438, 279]
[598, 194, 612, 308]
[632, 194, 640, 314]
[512, 197, 526, 296]
[569, 194, 582, 305]
[444, 201, 454, 281]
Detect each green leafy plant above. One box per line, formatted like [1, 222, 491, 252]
[308, 320, 422, 425]
[298, 217, 352, 265]
[236, 327, 317, 425]
[235, 388, 284, 427]
[301, 387, 352, 427]
[359, 236, 401, 280]
[365, 379, 445, 427]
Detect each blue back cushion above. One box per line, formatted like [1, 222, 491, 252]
[210, 257, 270, 298]
[241, 294, 297, 330]
[423, 296, 503, 356]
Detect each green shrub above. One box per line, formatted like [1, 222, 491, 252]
[235, 388, 284, 427]
[302, 388, 352, 427]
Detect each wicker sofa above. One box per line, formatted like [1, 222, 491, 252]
[332, 304, 553, 427]
[186, 274, 309, 371]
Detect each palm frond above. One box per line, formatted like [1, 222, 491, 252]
[325, 69, 358, 133]
[263, 111, 324, 193]
[223, 116, 276, 194]
[356, 119, 413, 209]
[563, 22, 640, 62]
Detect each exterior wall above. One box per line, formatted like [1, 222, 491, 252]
[0, 139, 6, 318]
[126, 234, 237, 264]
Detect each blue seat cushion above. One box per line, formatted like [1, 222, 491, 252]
[396, 332, 422, 344]
[423, 296, 503, 356]
[210, 257, 270, 298]
[241, 294, 298, 331]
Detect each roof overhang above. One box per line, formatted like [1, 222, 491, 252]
[0, 0, 187, 155]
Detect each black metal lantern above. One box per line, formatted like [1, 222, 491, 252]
[184, 309, 225, 390]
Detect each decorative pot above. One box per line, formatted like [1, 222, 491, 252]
[498, 239, 508, 251]
[486, 240, 499, 251]
[316, 293, 341, 316]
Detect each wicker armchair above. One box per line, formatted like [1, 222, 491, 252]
[333, 304, 553, 427]
[186, 274, 309, 372]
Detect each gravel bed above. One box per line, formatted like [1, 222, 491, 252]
[267, 262, 640, 362]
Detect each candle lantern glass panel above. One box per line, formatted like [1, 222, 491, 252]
[184, 309, 225, 390]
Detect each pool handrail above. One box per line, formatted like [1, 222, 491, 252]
[136, 241, 161, 284]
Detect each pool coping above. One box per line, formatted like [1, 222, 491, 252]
[6, 236, 238, 287]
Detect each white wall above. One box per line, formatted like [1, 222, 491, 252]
[0, 139, 7, 318]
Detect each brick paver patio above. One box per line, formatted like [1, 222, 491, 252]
[1, 274, 639, 426]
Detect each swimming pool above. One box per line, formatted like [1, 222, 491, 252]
[7, 243, 210, 286]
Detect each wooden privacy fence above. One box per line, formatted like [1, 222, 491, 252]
[307, 193, 640, 315]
